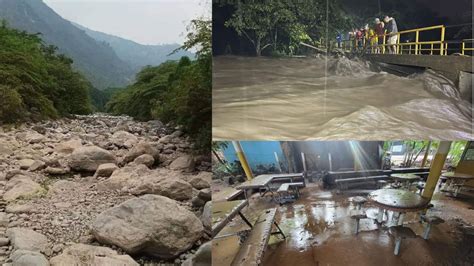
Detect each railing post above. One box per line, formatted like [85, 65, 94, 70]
[383, 35, 386, 54]
[396, 33, 400, 54]
[462, 42, 465, 55]
[415, 31, 419, 55]
[430, 43, 433, 55]
[440, 26, 445, 55]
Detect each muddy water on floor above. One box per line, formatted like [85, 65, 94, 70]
[213, 56, 473, 140]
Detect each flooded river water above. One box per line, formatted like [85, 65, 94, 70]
[213, 56, 473, 140]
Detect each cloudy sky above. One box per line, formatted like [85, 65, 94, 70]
[44, 0, 209, 45]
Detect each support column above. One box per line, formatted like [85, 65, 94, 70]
[232, 141, 253, 180]
[422, 141, 451, 200]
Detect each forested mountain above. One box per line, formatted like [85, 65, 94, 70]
[0, 22, 92, 122]
[74, 23, 194, 72]
[0, 0, 133, 89]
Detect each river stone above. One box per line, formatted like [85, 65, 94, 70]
[133, 154, 155, 168]
[91, 194, 203, 259]
[110, 131, 138, 149]
[68, 146, 116, 172]
[95, 163, 118, 177]
[124, 171, 194, 200]
[55, 138, 82, 154]
[4, 175, 43, 201]
[25, 132, 45, 144]
[169, 155, 195, 172]
[50, 243, 138, 266]
[0, 212, 9, 227]
[18, 159, 35, 170]
[29, 160, 46, 171]
[11, 250, 49, 266]
[122, 141, 159, 164]
[188, 172, 211, 189]
[44, 167, 70, 175]
[6, 228, 48, 253]
[98, 164, 151, 190]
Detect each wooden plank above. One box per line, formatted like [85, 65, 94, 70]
[231, 208, 277, 266]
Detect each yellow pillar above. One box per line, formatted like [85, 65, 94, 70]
[421, 141, 431, 168]
[422, 141, 451, 200]
[232, 141, 253, 180]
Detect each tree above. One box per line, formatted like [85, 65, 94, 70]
[224, 1, 293, 56]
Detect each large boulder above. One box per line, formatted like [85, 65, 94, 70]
[169, 155, 195, 172]
[68, 146, 116, 172]
[50, 244, 138, 266]
[122, 141, 159, 164]
[91, 195, 203, 259]
[11, 250, 49, 266]
[4, 175, 43, 201]
[110, 131, 138, 149]
[6, 228, 48, 253]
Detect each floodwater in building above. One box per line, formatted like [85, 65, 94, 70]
[212, 56, 473, 140]
[211, 183, 474, 265]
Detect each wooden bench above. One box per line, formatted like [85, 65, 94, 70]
[276, 182, 304, 204]
[231, 208, 285, 266]
[335, 175, 389, 190]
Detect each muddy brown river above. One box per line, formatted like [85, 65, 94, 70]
[213, 56, 473, 140]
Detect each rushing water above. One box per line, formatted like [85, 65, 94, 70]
[213, 56, 473, 140]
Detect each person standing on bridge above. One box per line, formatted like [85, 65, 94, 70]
[374, 18, 385, 54]
[384, 15, 398, 54]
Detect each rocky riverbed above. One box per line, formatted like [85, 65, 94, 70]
[0, 114, 211, 265]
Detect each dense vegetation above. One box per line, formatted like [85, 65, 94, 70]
[214, 0, 351, 56]
[0, 21, 92, 123]
[107, 19, 211, 153]
[0, 0, 134, 89]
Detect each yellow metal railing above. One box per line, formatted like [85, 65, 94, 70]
[461, 39, 473, 55]
[338, 24, 471, 56]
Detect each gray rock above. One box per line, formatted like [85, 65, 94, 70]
[68, 146, 116, 172]
[6, 228, 48, 253]
[133, 154, 155, 168]
[49, 243, 138, 266]
[94, 163, 118, 177]
[110, 131, 138, 149]
[91, 195, 203, 259]
[55, 139, 82, 154]
[169, 155, 195, 172]
[29, 160, 46, 171]
[122, 141, 159, 164]
[4, 175, 43, 201]
[18, 159, 35, 170]
[11, 250, 49, 266]
[188, 172, 211, 189]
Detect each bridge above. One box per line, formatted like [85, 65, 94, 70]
[339, 25, 473, 101]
